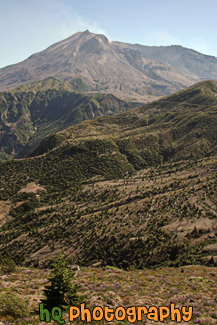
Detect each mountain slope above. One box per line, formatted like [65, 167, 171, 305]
[0, 30, 200, 101]
[0, 81, 216, 268]
[0, 77, 136, 161]
[31, 80, 217, 162]
[113, 42, 217, 81]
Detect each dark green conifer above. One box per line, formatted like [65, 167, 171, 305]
[42, 255, 83, 310]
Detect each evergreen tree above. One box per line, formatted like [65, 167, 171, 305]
[41, 255, 83, 310]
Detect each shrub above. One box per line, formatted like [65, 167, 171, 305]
[0, 257, 17, 274]
[0, 290, 29, 318]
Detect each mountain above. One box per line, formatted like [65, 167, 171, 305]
[0, 30, 210, 102]
[0, 80, 216, 268]
[0, 77, 137, 161]
[113, 42, 217, 81]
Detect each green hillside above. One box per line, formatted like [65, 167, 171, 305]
[0, 80, 216, 268]
[31, 80, 217, 162]
[0, 77, 135, 160]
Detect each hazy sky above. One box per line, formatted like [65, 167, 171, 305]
[0, 0, 216, 68]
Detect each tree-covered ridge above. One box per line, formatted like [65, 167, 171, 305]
[0, 81, 216, 268]
[0, 156, 216, 269]
[33, 80, 217, 162]
[0, 77, 136, 161]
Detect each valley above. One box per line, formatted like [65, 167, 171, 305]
[0, 77, 136, 161]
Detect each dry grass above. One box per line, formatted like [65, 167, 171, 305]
[0, 200, 11, 227]
[19, 182, 46, 194]
[0, 265, 217, 324]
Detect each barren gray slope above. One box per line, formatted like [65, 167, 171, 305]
[0, 30, 202, 101]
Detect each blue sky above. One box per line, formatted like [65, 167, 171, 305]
[0, 0, 217, 68]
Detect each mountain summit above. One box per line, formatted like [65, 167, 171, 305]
[1, 31, 217, 101]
